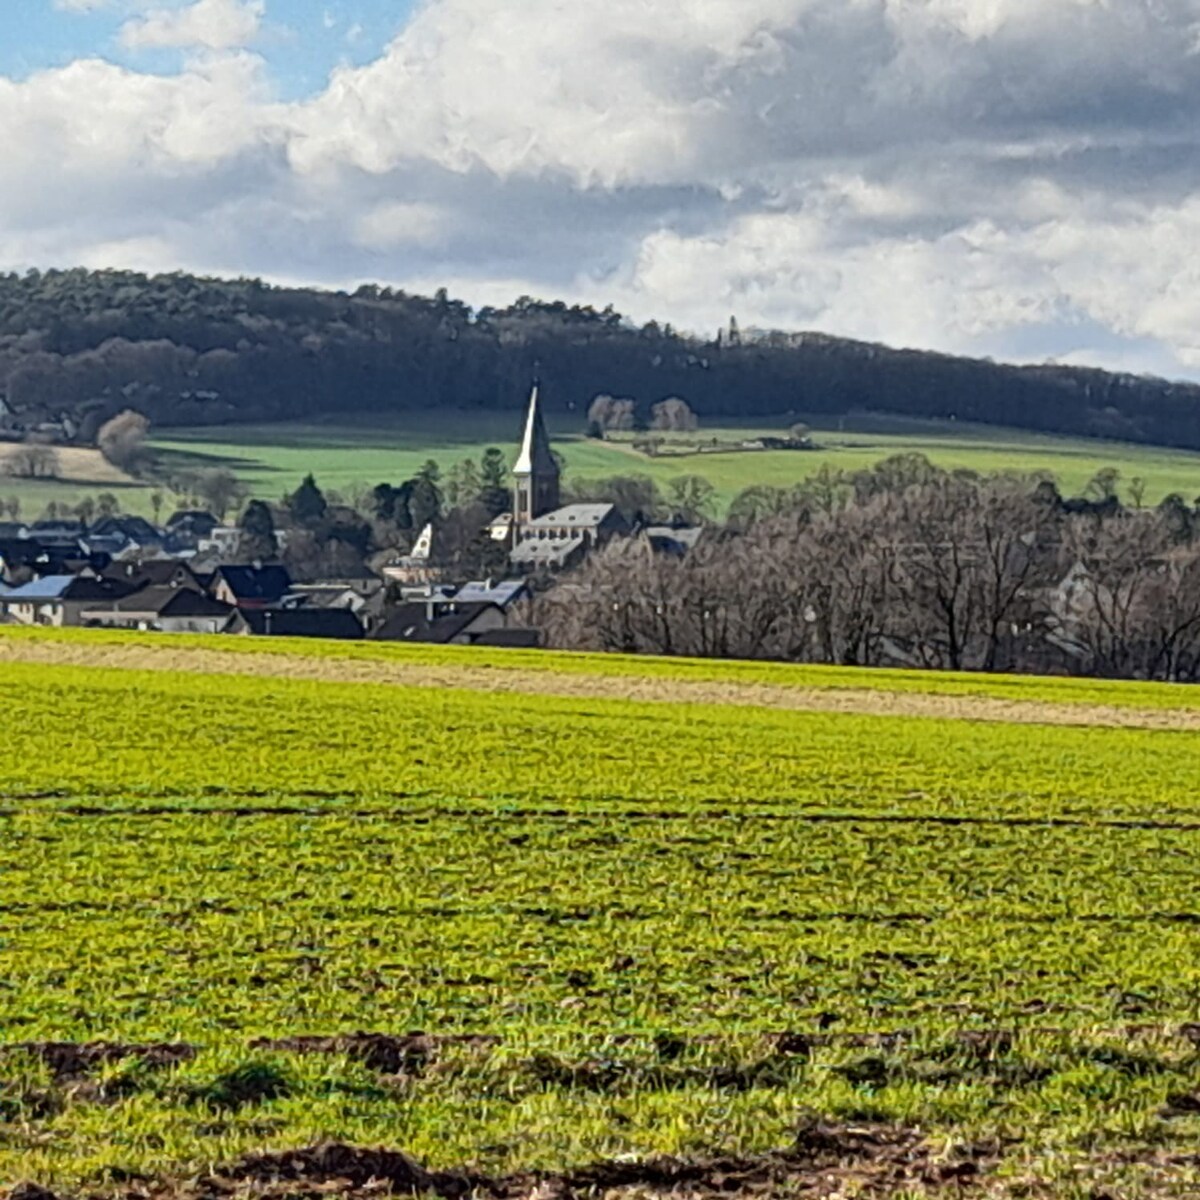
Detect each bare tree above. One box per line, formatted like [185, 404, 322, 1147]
[6, 444, 60, 479]
[1058, 511, 1200, 681]
[97, 409, 150, 473]
[587, 394, 637, 435]
[193, 468, 248, 522]
[651, 397, 698, 432]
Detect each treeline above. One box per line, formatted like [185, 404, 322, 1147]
[5, 268, 1200, 448]
[536, 456, 1200, 683]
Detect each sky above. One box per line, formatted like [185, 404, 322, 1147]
[2, 0, 1200, 379]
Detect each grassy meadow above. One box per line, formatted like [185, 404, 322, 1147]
[5, 410, 1200, 521]
[143, 410, 1200, 513]
[2, 628, 1200, 1195]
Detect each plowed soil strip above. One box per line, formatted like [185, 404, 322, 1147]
[2, 638, 1199, 732]
[12, 1126, 995, 1200]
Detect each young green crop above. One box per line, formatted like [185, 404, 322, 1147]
[3, 631, 1200, 1191]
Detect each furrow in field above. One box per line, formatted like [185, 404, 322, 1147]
[11, 800, 1200, 833]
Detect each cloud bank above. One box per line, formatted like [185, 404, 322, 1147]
[6, 0, 1200, 375]
[118, 0, 265, 51]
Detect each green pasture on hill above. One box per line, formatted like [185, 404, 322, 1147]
[3, 629, 1200, 1193]
[146, 410, 1200, 513]
[6, 410, 1200, 520]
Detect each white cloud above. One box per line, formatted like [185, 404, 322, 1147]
[119, 0, 265, 51]
[8, 0, 1200, 378]
[353, 201, 446, 248]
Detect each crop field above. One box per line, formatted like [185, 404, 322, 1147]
[149, 410, 1200, 514]
[2, 630, 1200, 1197]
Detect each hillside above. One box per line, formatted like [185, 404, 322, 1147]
[3, 628, 1200, 1195]
[5, 268, 1200, 450]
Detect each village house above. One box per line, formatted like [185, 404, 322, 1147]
[0, 573, 136, 627]
[197, 525, 244, 559]
[82, 586, 236, 635]
[371, 599, 509, 645]
[26, 519, 86, 551]
[231, 608, 364, 639]
[211, 564, 292, 609]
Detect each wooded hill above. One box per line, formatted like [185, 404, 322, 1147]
[4, 267, 1200, 449]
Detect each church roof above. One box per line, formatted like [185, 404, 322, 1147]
[523, 503, 616, 530]
[513, 385, 559, 477]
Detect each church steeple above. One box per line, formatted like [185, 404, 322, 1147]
[512, 383, 560, 530]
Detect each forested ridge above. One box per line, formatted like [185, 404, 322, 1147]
[4, 267, 1200, 448]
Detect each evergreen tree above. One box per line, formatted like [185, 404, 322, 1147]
[288, 473, 327, 526]
[478, 447, 510, 516]
[239, 499, 278, 561]
[408, 476, 442, 530]
[445, 459, 482, 509]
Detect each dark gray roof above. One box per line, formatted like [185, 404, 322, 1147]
[159, 590, 235, 619]
[90, 516, 163, 543]
[103, 585, 231, 618]
[524, 503, 615, 529]
[61, 576, 138, 603]
[166, 510, 218, 530]
[104, 559, 199, 588]
[454, 580, 529, 608]
[216, 565, 292, 603]
[471, 628, 540, 648]
[240, 608, 363, 639]
[372, 601, 499, 644]
[510, 536, 586, 567]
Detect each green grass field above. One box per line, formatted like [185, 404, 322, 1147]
[3, 629, 1200, 1196]
[5, 411, 1200, 522]
[146, 410, 1200, 515]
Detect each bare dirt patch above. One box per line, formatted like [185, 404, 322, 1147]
[4, 1042, 196, 1082]
[3, 636, 1200, 732]
[7, 1125, 998, 1200]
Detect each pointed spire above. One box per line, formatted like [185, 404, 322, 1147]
[513, 383, 557, 477]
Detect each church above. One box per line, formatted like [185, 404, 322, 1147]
[497, 385, 626, 572]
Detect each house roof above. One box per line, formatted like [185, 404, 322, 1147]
[471, 628, 540, 649]
[524, 503, 615, 530]
[0, 544, 111, 577]
[160, 589, 234, 618]
[239, 608, 364, 639]
[102, 585, 231, 618]
[643, 525, 706, 555]
[215, 564, 292, 602]
[510, 536, 586, 567]
[0, 575, 76, 601]
[372, 601, 500, 644]
[104, 559, 198, 588]
[91, 516, 162, 543]
[0, 538, 49, 565]
[454, 580, 529, 608]
[513, 384, 558, 477]
[61, 576, 138, 603]
[30, 520, 84, 534]
[166, 510, 218, 530]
